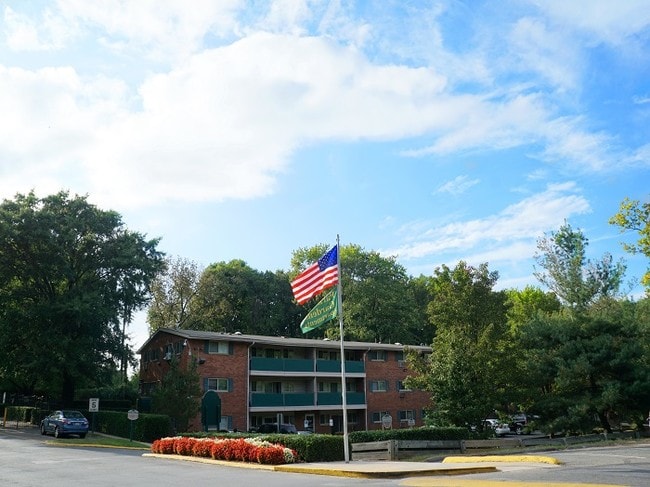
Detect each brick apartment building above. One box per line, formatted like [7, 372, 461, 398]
[138, 328, 433, 433]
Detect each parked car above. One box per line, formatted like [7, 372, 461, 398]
[40, 410, 89, 438]
[484, 418, 511, 437]
[256, 423, 297, 434]
[509, 413, 539, 435]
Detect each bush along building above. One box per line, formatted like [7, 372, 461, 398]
[138, 328, 432, 433]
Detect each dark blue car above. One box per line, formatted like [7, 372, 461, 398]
[40, 410, 89, 438]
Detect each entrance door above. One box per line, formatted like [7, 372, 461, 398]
[201, 390, 221, 432]
[304, 413, 314, 431]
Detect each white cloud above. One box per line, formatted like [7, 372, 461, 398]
[532, 0, 650, 45]
[386, 182, 590, 261]
[436, 175, 480, 195]
[2, 5, 74, 51]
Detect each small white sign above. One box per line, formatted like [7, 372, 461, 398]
[127, 409, 139, 421]
[89, 398, 99, 412]
[381, 414, 393, 429]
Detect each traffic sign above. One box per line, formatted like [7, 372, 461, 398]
[89, 398, 99, 412]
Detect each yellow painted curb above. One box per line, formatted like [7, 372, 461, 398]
[442, 455, 563, 465]
[273, 465, 497, 479]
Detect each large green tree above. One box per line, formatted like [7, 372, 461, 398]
[609, 196, 650, 289]
[519, 299, 650, 433]
[0, 191, 164, 404]
[406, 262, 512, 427]
[188, 260, 302, 336]
[534, 222, 626, 311]
[147, 256, 202, 333]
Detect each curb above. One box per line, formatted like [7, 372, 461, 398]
[443, 455, 563, 465]
[273, 464, 498, 479]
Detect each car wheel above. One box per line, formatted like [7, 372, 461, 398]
[40, 424, 47, 436]
[515, 425, 523, 435]
[54, 427, 61, 438]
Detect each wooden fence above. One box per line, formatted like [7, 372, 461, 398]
[350, 431, 645, 461]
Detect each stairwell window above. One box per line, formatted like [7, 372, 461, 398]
[206, 378, 231, 392]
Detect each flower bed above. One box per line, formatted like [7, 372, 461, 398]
[151, 436, 299, 465]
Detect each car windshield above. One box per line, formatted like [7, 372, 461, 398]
[62, 411, 85, 419]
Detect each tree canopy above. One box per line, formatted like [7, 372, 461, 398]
[406, 262, 512, 427]
[0, 191, 164, 404]
[610, 196, 650, 289]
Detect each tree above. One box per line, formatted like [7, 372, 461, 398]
[534, 222, 626, 311]
[189, 260, 302, 336]
[0, 191, 164, 404]
[147, 256, 202, 332]
[505, 286, 561, 333]
[406, 262, 512, 427]
[519, 299, 650, 433]
[609, 197, 650, 289]
[151, 357, 201, 433]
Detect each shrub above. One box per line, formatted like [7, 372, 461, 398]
[153, 436, 298, 465]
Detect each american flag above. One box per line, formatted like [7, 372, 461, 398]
[291, 245, 339, 305]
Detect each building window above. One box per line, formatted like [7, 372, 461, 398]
[219, 416, 232, 431]
[207, 341, 232, 355]
[370, 380, 388, 392]
[318, 382, 340, 392]
[318, 350, 339, 360]
[397, 380, 410, 391]
[206, 378, 230, 392]
[371, 411, 390, 423]
[368, 350, 387, 361]
[398, 410, 415, 422]
[319, 414, 333, 426]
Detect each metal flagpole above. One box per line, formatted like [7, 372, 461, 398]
[336, 234, 350, 463]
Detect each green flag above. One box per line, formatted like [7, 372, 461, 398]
[300, 288, 338, 333]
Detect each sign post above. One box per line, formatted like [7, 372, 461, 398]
[89, 398, 99, 435]
[127, 409, 139, 442]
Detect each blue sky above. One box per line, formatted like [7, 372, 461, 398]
[1, 1, 649, 349]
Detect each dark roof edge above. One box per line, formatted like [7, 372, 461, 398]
[137, 328, 432, 353]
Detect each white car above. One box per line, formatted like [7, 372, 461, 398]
[484, 418, 511, 437]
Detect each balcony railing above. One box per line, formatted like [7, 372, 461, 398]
[249, 392, 366, 408]
[250, 357, 314, 372]
[250, 357, 365, 373]
[316, 360, 365, 373]
[316, 392, 366, 405]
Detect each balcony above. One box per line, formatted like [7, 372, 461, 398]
[250, 392, 366, 408]
[316, 360, 365, 373]
[250, 357, 314, 372]
[250, 393, 314, 408]
[317, 392, 366, 406]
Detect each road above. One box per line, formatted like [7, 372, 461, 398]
[1, 426, 649, 487]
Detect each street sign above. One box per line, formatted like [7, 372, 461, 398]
[381, 414, 393, 429]
[127, 409, 139, 421]
[89, 398, 99, 412]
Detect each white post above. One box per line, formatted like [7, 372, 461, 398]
[336, 234, 350, 463]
